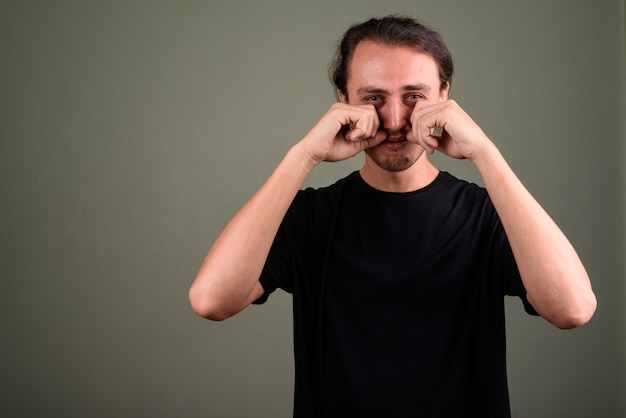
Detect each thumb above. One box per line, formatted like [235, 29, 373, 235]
[407, 129, 437, 154]
[360, 130, 388, 149]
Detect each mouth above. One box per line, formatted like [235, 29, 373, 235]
[382, 138, 408, 150]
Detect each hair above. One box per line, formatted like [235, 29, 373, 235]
[330, 15, 454, 96]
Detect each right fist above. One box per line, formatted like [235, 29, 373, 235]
[302, 103, 387, 163]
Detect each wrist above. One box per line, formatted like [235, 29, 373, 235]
[289, 142, 321, 172]
[471, 140, 512, 187]
[291, 140, 322, 170]
[469, 137, 498, 166]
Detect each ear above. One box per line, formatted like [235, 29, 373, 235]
[337, 89, 348, 104]
[439, 82, 450, 102]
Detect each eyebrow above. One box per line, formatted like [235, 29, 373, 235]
[356, 84, 432, 95]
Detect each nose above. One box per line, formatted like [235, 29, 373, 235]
[378, 98, 410, 136]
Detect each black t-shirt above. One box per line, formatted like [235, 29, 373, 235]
[257, 171, 537, 418]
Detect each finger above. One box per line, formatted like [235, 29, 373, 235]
[345, 127, 369, 142]
[411, 101, 445, 135]
[407, 128, 438, 154]
[346, 127, 384, 143]
[425, 137, 439, 154]
[366, 129, 388, 147]
[357, 109, 379, 139]
[346, 111, 379, 141]
[412, 121, 445, 153]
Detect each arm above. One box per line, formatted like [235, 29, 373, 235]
[411, 100, 596, 329]
[189, 103, 386, 320]
[473, 142, 596, 329]
[189, 145, 315, 321]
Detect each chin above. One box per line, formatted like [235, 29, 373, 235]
[365, 149, 425, 172]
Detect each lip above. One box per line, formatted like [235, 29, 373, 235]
[383, 139, 408, 150]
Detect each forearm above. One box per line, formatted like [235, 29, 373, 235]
[472, 141, 596, 329]
[189, 102, 385, 320]
[189, 143, 318, 320]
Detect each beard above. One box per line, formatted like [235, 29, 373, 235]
[364, 147, 425, 172]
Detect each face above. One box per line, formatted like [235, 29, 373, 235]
[340, 40, 448, 172]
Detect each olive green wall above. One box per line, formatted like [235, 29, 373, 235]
[1, 1, 624, 417]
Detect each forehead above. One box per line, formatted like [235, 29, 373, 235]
[347, 40, 440, 93]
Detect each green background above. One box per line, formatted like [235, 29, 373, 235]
[1, 1, 624, 417]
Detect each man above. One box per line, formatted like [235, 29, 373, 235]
[189, 16, 596, 417]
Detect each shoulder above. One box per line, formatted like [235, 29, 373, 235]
[296, 171, 359, 205]
[436, 171, 483, 193]
[425, 171, 489, 205]
[279, 172, 359, 228]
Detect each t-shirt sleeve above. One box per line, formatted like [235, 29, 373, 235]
[252, 191, 309, 305]
[476, 187, 538, 317]
[498, 223, 539, 316]
[504, 265, 539, 316]
[253, 224, 294, 304]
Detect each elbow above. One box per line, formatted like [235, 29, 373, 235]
[188, 285, 234, 322]
[551, 293, 597, 330]
[529, 288, 597, 330]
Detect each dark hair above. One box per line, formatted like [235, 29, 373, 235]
[330, 15, 454, 96]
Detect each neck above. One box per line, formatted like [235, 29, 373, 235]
[359, 154, 440, 193]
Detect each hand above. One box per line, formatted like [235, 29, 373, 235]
[407, 99, 490, 162]
[301, 103, 388, 163]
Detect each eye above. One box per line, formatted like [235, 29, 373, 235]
[406, 93, 425, 101]
[365, 95, 383, 103]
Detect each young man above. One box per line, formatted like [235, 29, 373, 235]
[190, 16, 596, 417]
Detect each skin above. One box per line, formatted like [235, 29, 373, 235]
[189, 40, 596, 329]
[338, 40, 448, 191]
